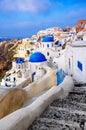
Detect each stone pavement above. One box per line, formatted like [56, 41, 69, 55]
[28, 86, 86, 130]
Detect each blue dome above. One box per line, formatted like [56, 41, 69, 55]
[29, 52, 47, 63]
[42, 36, 54, 42]
[16, 58, 25, 64]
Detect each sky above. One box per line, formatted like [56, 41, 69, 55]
[0, 0, 86, 38]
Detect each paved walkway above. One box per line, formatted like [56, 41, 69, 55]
[28, 86, 86, 130]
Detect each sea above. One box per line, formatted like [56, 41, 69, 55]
[0, 38, 12, 42]
[0, 37, 23, 43]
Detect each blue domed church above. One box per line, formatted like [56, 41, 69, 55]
[37, 35, 58, 60]
[29, 52, 47, 63]
[41, 36, 54, 49]
[29, 52, 47, 81]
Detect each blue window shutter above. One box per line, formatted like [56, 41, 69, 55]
[77, 61, 83, 71]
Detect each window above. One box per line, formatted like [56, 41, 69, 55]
[18, 65, 21, 69]
[47, 44, 49, 47]
[77, 61, 83, 71]
[47, 52, 49, 56]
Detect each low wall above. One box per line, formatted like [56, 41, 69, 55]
[0, 75, 74, 130]
[24, 69, 57, 98]
[58, 75, 74, 98]
[0, 88, 9, 100]
[17, 77, 31, 89]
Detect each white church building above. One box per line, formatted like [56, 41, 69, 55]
[29, 52, 47, 82]
[36, 36, 60, 60]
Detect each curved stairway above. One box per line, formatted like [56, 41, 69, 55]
[28, 86, 86, 130]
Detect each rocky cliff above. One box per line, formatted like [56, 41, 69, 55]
[0, 39, 19, 79]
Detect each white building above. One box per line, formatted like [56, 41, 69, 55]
[65, 41, 86, 84]
[53, 40, 86, 84]
[36, 36, 62, 60]
[41, 48, 59, 60]
[29, 52, 47, 82]
[41, 36, 55, 50]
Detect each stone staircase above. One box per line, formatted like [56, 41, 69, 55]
[28, 86, 86, 130]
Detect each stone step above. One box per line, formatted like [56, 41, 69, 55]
[72, 86, 86, 93]
[29, 118, 82, 130]
[51, 99, 86, 111]
[44, 106, 86, 116]
[28, 86, 86, 130]
[61, 94, 86, 103]
[41, 106, 86, 122]
[28, 104, 86, 130]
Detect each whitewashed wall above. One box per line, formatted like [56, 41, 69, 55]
[0, 76, 74, 130]
[65, 43, 86, 83]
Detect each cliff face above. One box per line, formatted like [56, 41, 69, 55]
[0, 39, 18, 78]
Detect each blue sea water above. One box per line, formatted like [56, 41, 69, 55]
[0, 37, 22, 43]
[0, 38, 11, 42]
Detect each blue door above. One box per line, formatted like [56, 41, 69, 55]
[56, 69, 66, 85]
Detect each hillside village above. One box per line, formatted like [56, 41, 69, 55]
[1, 19, 86, 85]
[0, 20, 86, 130]
[0, 19, 86, 79]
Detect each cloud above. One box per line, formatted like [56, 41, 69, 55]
[0, 0, 51, 13]
[66, 8, 86, 18]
